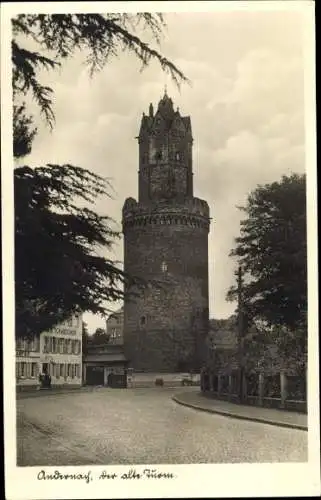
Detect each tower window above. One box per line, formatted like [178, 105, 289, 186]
[161, 261, 168, 273]
[140, 315, 146, 326]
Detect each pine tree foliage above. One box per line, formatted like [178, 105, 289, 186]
[12, 14, 187, 339]
[12, 14, 188, 127]
[15, 163, 140, 339]
[13, 103, 38, 158]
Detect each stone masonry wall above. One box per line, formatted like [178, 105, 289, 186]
[123, 218, 209, 372]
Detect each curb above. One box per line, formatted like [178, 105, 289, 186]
[16, 388, 95, 399]
[172, 396, 308, 431]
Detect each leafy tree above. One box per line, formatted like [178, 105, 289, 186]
[15, 162, 133, 339]
[90, 328, 110, 346]
[13, 14, 187, 339]
[227, 174, 307, 367]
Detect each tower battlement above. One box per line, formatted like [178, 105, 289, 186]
[123, 197, 210, 231]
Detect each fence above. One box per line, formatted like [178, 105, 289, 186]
[201, 369, 307, 413]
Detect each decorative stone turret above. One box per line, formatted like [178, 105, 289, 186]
[122, 92, 211, 372]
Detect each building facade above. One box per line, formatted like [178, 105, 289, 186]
[83, 343, 128, 387]
[106, 307, 124, 345]
[122, 92, 210, 372]
[16, 313, 83, 390]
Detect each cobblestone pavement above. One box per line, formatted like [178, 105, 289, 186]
[17, 388, 307, 466]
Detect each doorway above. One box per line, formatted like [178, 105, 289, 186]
[86, 366, 104, 386]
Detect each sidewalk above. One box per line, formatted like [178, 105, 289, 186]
[16, 385, 97, 399]
[172, 390, 308, 431]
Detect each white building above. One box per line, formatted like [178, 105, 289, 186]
[16, 313, 83, 391]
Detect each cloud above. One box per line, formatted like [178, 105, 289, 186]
[22, 10, 306, 331]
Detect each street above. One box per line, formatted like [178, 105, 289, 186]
[17, 388, 307, 466]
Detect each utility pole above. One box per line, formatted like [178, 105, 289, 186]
[237, 264, 245, 403]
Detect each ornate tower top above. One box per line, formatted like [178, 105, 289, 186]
[137, 93, 194, 203]
[138, 93, 192, 140]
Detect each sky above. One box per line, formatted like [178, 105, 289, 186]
[19, 8, 307, 334]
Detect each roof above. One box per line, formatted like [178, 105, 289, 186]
[138, 93, 192, 138]
[84, 353, 128, 363]
[86, 343, 124, 354]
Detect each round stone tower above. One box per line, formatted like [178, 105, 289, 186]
[122, 91, 210, 372]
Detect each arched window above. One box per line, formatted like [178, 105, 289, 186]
[140, 315, 146, 326]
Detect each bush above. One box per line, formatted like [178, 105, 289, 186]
[155, 378, 164, 386]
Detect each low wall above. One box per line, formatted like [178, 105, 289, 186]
[209, 392, 239, 404]
[202, 390, 306, 413]
[201, 369, 307, 414]
[285, 400, 307, 413]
